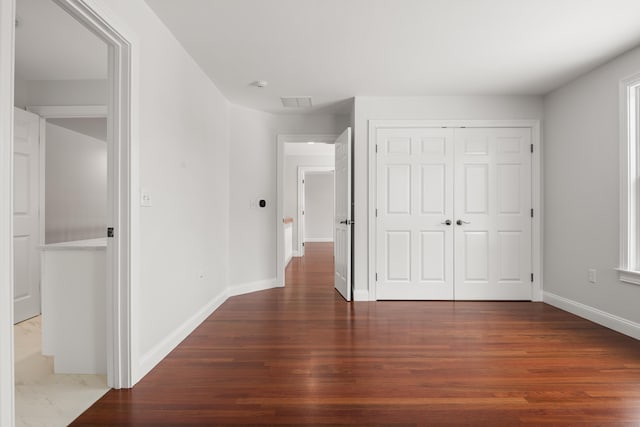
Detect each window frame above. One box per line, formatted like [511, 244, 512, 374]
[618, 72, 640, 285]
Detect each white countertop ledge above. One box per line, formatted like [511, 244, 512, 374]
[41, 238, 107, 250]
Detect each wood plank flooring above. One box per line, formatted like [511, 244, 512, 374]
[72, 243, 640, 425]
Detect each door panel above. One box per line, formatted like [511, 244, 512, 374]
[334, 128, 352, 301]
[14, 108, 41, 323]
[453, 128, 532, 300]
[376, 128, 455, 300]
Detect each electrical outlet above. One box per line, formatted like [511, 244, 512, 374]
[588, 269, 597, 284]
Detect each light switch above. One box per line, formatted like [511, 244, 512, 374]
[140, 189, 152, 207]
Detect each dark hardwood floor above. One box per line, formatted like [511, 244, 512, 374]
[73, 243, 640, 425]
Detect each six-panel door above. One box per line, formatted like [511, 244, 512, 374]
[376, 127, 532, 300]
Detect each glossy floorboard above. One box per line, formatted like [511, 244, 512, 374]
[73, 243, 640, 425]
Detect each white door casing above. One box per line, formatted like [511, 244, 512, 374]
[334, 128, 352, 301]
[374, 125, 533, 301]
[454, 128, 532, 300]
[13, 108, 41, 323]
[376, 128, 455, 300]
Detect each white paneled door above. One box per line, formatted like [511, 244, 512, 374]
[376, 127, 532, 300]
[334, 127, 352, 301]
[14, 108, 42, 323]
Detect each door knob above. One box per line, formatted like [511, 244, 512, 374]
[456, 220, 470, 226]
[441, 219, 452, 226]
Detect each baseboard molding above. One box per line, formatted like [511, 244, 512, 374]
[544, 291, 640, 340]
[305, 238, 334, 243]
[353, 289, 371, 301]
[227, 278, 280, 297]
[292, 250, 300, 257]
[138, 290, 228, 381]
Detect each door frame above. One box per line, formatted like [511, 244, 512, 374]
[367, 120, 542, 301]
[297, 166, 335, 255]
[1, 1, 136, 424]
[276, 134, 337, 287]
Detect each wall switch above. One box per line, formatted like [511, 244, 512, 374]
[588, 268, 597, 284]
[140, 189, 152, 207]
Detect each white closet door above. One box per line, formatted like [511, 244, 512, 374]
[14, 108, 41, 323]
[376, 128, 455, 300]
[453, 128, 532, 300]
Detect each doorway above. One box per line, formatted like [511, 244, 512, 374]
[297, 166, 335, 257]
[1, 0, 133, 425]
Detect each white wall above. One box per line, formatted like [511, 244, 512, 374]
[14, 79, 107, 109]
[45, 122, 107, 244]
[284, 154, 334, 250]
[93, 0, 231, 382]
[304, 172, 334, 242]
[353, 96, 544, 300]
[544, 45, 640, 328]
[229, 106, 348, 288]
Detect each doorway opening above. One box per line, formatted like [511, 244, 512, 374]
[2, 0, 133, 425]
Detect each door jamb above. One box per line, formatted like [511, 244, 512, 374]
[276, 134, 337, 287]
[367, 119, 543, 302]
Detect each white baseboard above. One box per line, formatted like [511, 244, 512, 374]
[544, 291, 640, 340]
[227, 278, 280, 297]
[353, 289, 371, 301]
[305, 237, 334, 243]
[292, 250, 300, 257]
[137, 290, 228, 381]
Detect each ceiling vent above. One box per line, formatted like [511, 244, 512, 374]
[281, 96, 313, 108]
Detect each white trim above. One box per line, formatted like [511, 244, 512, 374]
[27, 105, 107, 118]
[292, 250, 300, 257]
[276, 134, 337, 288]
[618, 72, 640, 280]
[38, 119, 46, 247]
[49, 0, 137, 389]
[353, 289, 371, 302]
[297, 165, 335, 256]
[227, 278, 280, 297]
[544, 291, 640, 341]
[367, 119, 543, 302]
[0, 0, 16, 424]
[138, 291, 227, 380]
[615, 268, 640, 286]
[305, 237, 334, 243]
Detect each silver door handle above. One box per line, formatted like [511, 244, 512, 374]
[456, 219, 471, 225]
[441, 219, 452, 226]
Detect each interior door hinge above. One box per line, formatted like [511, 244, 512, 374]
[531, 208, 534, 218]
[375, 272, 378, 281]
[531, 273, 534, 282]
[530, 144, 534, 153]
[375, 208, 378, 217]
[302, 179, 305, 184]
[302, 210, 305, 215]
[107, 227, 114, 238]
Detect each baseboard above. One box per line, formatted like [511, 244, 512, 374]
[285, 255, 293, 268]
[227, 278, 279, 297]
[292, 250, 300, 257]
[353, 289, 371, 301]
[137, 290, 228, 381]
[305, 238, 334, 243]
[544, 291, 640, 340]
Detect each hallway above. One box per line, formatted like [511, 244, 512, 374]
[72, 243, 640, 425]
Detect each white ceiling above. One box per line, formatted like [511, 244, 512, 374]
[15, 0, 107, 81]
[145, 0, 640, 114]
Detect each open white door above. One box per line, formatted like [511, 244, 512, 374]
[334, 127, 352, 301]
[13, 108, 41, 323]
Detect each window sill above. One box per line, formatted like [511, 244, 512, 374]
[616, 268, 640, 286]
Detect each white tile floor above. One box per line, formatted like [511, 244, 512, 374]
[14, 316, 110, 427]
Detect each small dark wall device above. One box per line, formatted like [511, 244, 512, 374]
[259, 199, 266, 208]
